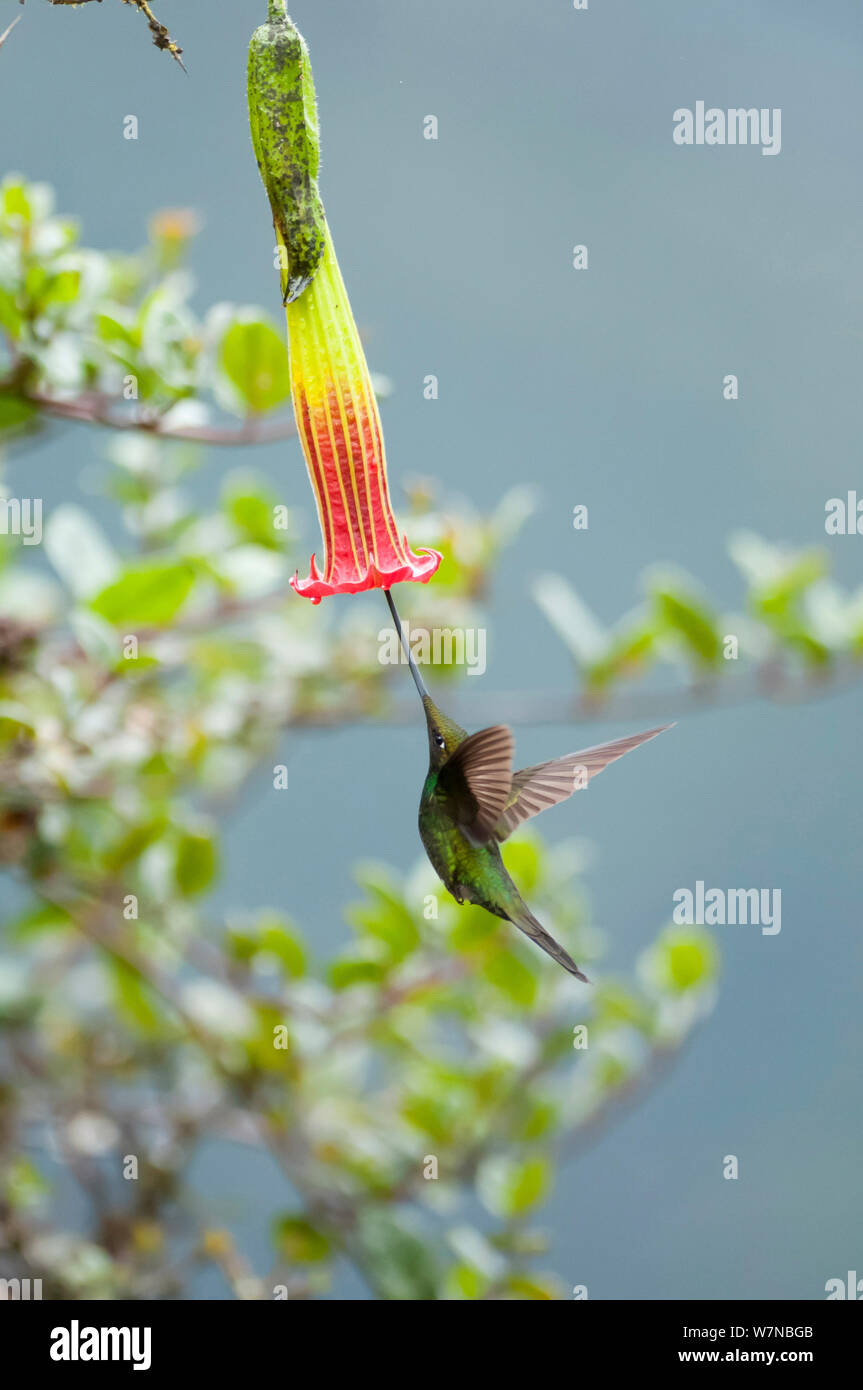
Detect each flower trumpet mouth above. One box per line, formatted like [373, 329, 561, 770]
[248, 4, 442, 602]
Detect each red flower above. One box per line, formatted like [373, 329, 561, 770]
[286, 235, 441, 603]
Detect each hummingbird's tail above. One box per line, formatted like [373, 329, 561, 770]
[507, 901, 589, 982]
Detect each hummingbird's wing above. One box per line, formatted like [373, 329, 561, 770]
[438, 724, 514, 843]
[495, 724, 673, 842]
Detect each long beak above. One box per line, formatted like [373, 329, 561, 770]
[384, 588, 429, 703]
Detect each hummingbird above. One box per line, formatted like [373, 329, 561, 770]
[385, 592, 672, 982]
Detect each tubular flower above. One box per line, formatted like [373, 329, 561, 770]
[248, 2, 442, 602]
[285, 236, 441, 600]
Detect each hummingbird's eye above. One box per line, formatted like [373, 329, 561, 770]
[434, 733, 445, 749]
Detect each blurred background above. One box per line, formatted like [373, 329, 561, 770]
[1, 0, 861, 1299]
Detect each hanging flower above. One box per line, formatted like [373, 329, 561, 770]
[248, 2, 442, 602]
[284, 237, 441, 601]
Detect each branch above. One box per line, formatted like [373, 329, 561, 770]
[121, 0, 184, 70]
[40, 0, 185, 71]
[558, 1037, 688, 1164]
[0, 16, 20, 49]
[24, 390, 298, 446]
[282, 655, 861, 730]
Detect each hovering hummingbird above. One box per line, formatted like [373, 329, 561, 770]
[385, 593, 672, 982]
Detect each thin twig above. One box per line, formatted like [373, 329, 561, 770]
[0, 16, 21, 49]
[23, 390, 298, 446]
[44, 0, 185, 71]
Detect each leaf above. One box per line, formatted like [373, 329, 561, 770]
[108, 959, 165, 1036]
[0, 290, 22, 338]
[220, 319, 291, 414]
[175, 828, 218, 897]
[478, 1155, 551, 1219]
[355, 1210, 440, 1300]
[585, 622, 656, 693]
[43, 269, 80, 308]
[2, 1157, 49, 1212]
[481, 949, 538, 1007]
[349, 864, 420, 963]
[104, 817, 169, 873]
[328, 957, 387, 990]
[0, 701, 36, 743]
[256, 914, 307, 979]
[272, 1215, 330, 1264]
[651, 585, 721, 666]
[90, 560, 197, 626]
[7, 903, 73, 941]
[450, 904, 501, 952]
[1, 178, 33, 226]
[532, 573, 607, 665]
[225, 490, 280, 549]
[642, 925, 719, 995]
[44, 506, 119, 600]
[444, 1263, 489, 1300]
[96, 312, 138, 349]
[505, 1157, 550, 1215]
[500, 837, 542, 894]
[505, 1273, 560, 1300]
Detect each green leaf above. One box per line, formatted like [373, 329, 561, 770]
[0, 395, 37, 436]
[225, 490, 281, 549]
[44, 505, 119, 600]
[500, 836, 542, 894]
[532, 573, 607, 665]
[43, 269, 80, 308]
[585, 622, 656, 693]
[273, 1215, 330, 1264]
[90, 560, 197, 626]
[7, 903, 73, 941]
[643, 925, 719, 994]
[220, 319, 291, 414]
[444, 1263, 489, 1300]
[104, 817, 168, 873]
[96, 312, 138, 349]
[256, 914, 307, 979]
[651, 585, 721, 666]
[505, 1273, 560, 1300]
[355, 1210, 440, 1300]
[328, 957, 387, 990]
[349, 865, 420, 964]
[506, 1157, 550, 1215]
[0, 701, 36, 742]
[175, 828, 218, 897]
[478, 1154, 551, 1218]
[514, 1096, 558, 1142]
[2, 1157, 49, 1211]
[1, 178, 34, 226]
[108, 958, 165, 1036]
[481, 949, 538, 1007]
[0, 289, 22, 338]
[450, 904, 500, 951]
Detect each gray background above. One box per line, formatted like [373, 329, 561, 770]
[3, 0, 861, 1299]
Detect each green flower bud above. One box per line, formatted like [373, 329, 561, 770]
[248, 2, 327, 304]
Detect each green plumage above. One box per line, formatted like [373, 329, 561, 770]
[413, 691, 670, 980]
[417, 697, 590, 980]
